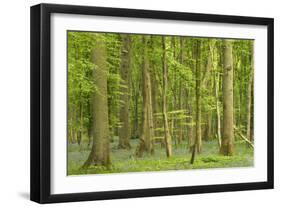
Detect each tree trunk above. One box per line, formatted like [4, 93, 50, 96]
[132, 82, 140, 139]
[72, 107, 77, 144]
[162, 36, 172, 157]
[178, 37, 184, 144]
[68, 106, 75, 144]
[77, 101, 83, 145]
[220, 40, 234, 156]
[202, 46, 213, 141]
[136, 36, 154, 156]
[87, 97, 92, 147]
[82, 38, 110, 168]
[74, 45, 82, 145]
[186, 88, 194, 151]
[204, 114, 212, 141]
[211, 41, 222, 147]
[215, 71, 222, 147]
[247, 43, 254, 143]
[195, 39, 202, 154]
[119, 35, 132, 149]
[150, 36, 162, 144]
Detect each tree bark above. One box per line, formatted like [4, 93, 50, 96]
[119, 35, 132, 149]
[246, 43, 254, 143]
[220, 40, 234, 156]
[136, 36, 154, 156]
[87, 97, 92, 147]
[195, 39, 202, 154]
[211, 41, 222, 147]
[150, 36, 161, 144]
[162, 36, 172, 157]
[77, 101, 83, 145]
[215, 71, 222, 147]
[132, 81, 140, 139]
[202, 44, 213, 141]
[82, 38, 110, 168]
[178, 37, 184, 144]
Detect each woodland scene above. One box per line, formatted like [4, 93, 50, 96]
[67, 31, 254, 175]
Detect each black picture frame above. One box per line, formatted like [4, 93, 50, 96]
[30, 3, 274, 204]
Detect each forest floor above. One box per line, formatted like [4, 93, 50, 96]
[67, 138, 254, 175]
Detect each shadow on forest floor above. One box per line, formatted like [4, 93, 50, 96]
[67, 138, 253, 175]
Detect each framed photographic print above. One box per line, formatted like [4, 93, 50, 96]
[30, 3, 274, 203]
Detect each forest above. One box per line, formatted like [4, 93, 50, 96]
[67, 31, 254, 175]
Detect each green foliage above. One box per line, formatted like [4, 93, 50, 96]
[67, 31, 254, 174]
[68, 139, 253, 175]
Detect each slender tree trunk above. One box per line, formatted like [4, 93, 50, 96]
[68, 106, 75, 144]
[162, 36, 172, 157]
[220, 40, 234, 156]
[211, 42, 222, 147]
[215, 71, 222, 147]
[204, 114, 212, 141]
[188, 99, 194, 149]
[178, 37, 184, 144]
[72, 107, 77, 144]
[82, 39, 110, 168]
[250, 83, 254, 141]
[74, 45, 82, 145]
[132, 82, 140, 139]
[170, 37, 176, 146]
[132, 81, 140, 139]
[87, 97, 92, 147]
[195, 40, 202, 154]
[150, 36, 161, 143]
[136, 36, 154, 156]
[247, 43, 254, 143]
[77, 101, 83, 145]
[236, 57, 242, 128]
[185, 86, 194, 151]
[188, 39, 196, 152]
[239, 60, 244, 128]
[119, 35, 132, 149]
[202, 47, 213, 141]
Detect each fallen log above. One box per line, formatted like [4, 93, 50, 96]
[234, 126, 254, 148]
